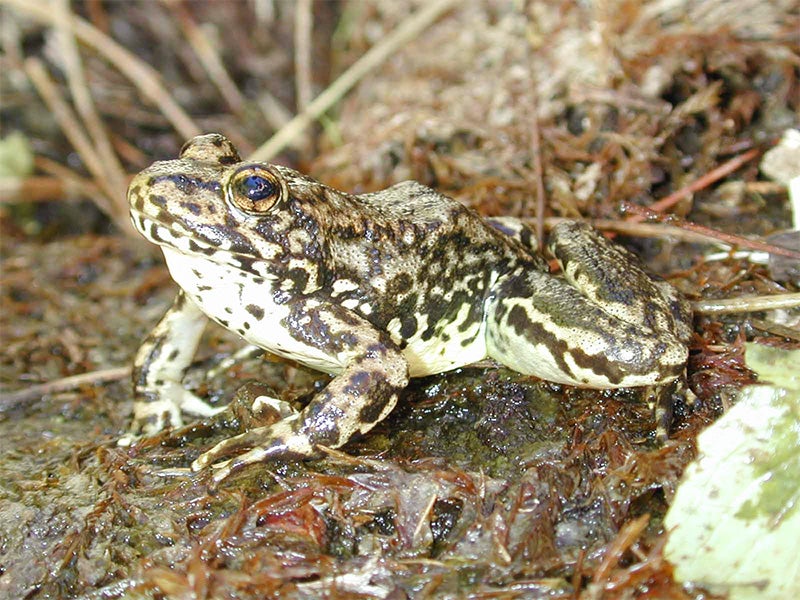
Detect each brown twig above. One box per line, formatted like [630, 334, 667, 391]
[0, 366, 131, 412]
[620, 202, 800, 260]
[526, 38, 546, 249]
[167, 0, 245, 116]
[593, 513, 650, 584]
[629, 147, 760, 221]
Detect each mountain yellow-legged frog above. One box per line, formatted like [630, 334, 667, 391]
[127, 134, 692, 481]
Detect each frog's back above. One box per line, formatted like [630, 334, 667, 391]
[295, 180, 532, 376]
[328, 180, 529, 262]
[357, 181, 467, 222]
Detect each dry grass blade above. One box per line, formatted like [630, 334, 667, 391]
[35, 156, 104, 202]
[53, 0, 128, 217]
[749, 318, 800, 341]
[3, 0, 200, 139]
[250, 0, 460, 162]
[0, 175, 96, 203]
[693, 293, 800, 315]
[294, 0, 314, 113]
[166, 0, 245, 116]
[23, 58, 131, 232]
[582, 218, 721, 245]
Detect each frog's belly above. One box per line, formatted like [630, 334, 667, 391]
[162, 249, 345, 374]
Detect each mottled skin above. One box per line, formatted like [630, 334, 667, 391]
[127, 134, 692, 481]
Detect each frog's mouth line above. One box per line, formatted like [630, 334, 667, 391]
[131, 210, 266, 268]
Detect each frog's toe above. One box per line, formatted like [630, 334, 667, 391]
[132, 399, 183, 435]
[117, 406, 178, 447]
[192, 419, 313, 476]
[178, 391, 226, 417]
[206, 445, 286, 484]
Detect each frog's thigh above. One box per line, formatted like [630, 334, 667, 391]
[548, 221, 693, 342]
[127, 290, 218, 438]
[485, 269, 687, 388]
[193, 300, 410, 481]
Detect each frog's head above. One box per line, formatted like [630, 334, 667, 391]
[128, 134, 321, 277]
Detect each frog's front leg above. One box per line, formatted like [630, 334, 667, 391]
[192, 299, 410, 482]
[486, 221, 691, 388]
[121, 290, 222, 443]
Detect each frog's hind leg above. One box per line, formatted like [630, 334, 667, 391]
[192, 300, 409, 482]
[484, 221, 691, 388]
[547, 221, 692, 344]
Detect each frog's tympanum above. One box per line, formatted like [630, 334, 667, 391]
[127, 134, 692, 480]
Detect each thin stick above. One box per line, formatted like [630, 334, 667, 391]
[4, 0, 200, 139]
[620, 202, 800, 260]
[294, 0, 314, 113]
[527, 50, 546, 249]
[250, 0, 459, 162]
[692, 293, 800, 315]
[0, 366, 131, 411]
[581, 219, 720, 245]
[629, 148, 760, 221]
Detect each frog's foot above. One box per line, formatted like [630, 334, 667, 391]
[122, 290, 221, 446]
[192, 371, 406, 483]
[119, 382, 225, 446]
[192, 300, 410, 483]
[192, 417, 309, 481]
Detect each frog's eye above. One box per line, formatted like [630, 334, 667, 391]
[228, 167, 282, 213]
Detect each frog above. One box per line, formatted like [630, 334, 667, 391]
[127, 133, 692, 482]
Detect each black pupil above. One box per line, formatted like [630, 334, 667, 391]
[240, 175, 275, 201]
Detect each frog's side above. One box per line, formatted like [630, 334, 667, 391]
[127, 134, 692, 481]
